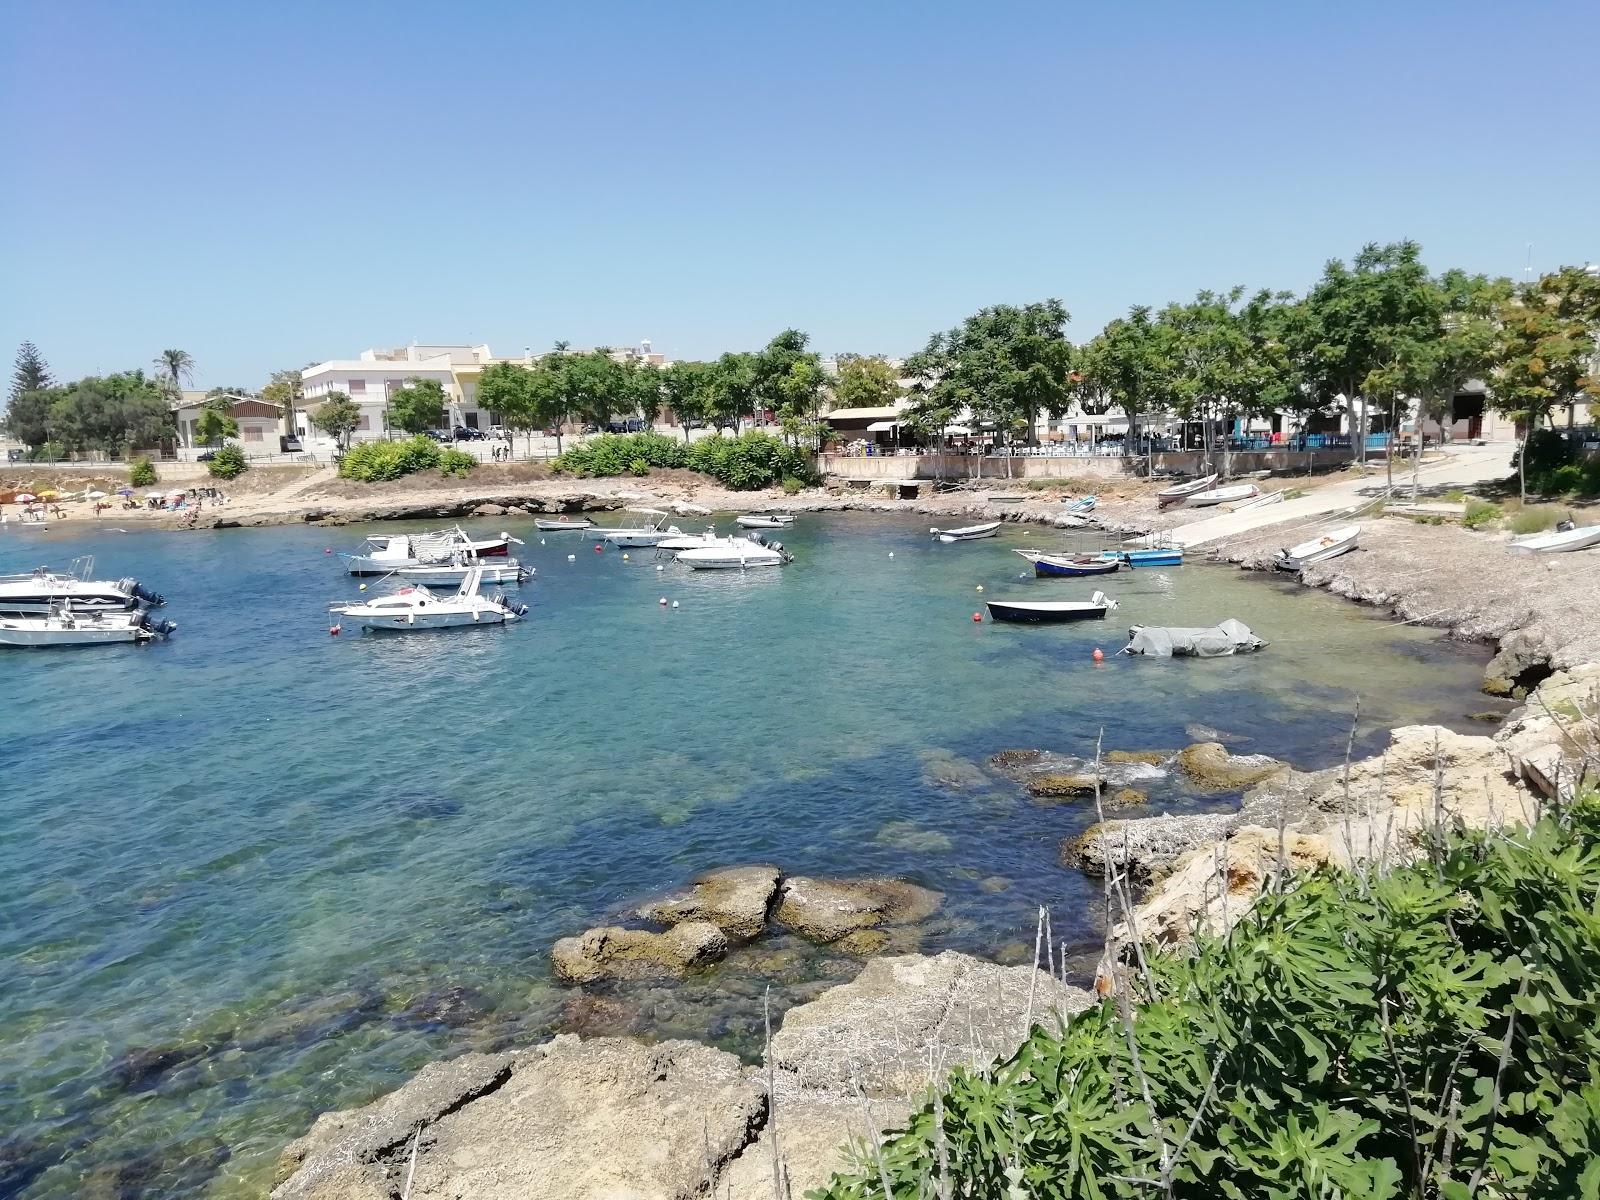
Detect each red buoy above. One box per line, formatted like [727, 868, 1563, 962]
[1093, 647, 1105, 662]
[972, 612, 983, 622]
[594, 544, 603, 553]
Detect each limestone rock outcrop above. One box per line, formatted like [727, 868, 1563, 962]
[636, 864, 781, 942]
[551, 922, 729, 983]
[772, 876, 942, 945]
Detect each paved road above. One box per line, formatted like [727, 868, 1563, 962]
[1168, 445, 1511, 548]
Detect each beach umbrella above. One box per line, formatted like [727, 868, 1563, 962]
[15, 493, 36, 502]
[144, 491, 163, 499]
[39, 489, 59, 499]
[88, 489, 108, 500]
[166, 489, 186, 498]
[116, 487, 134, 496]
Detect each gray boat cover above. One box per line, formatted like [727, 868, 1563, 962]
[1125, 619, 1266, 658]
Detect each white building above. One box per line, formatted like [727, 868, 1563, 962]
[172, 391, 287, 450]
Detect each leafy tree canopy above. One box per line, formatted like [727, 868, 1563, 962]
[309, 392, 362, 448]
[831, 355, 903, 412]
[386, 377, 447, 434]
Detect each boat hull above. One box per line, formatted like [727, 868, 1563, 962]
[1033, 557, 1121, 578]
[1510, 525, 1600, 554]
[535, 519, 594, 532]
[0, 614, 167, 646]
[1275, 525, 1360, 571]
[986, 601, 1111, 623]
[393, 563, 530, 585]
[931, 522, 1001, 543]
[1099, 549, 1183, 568]
[735, 515, 794, 528]
[603, 530, 681, 547]
[354, 611, 518, 631]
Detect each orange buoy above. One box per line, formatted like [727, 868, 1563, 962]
[972, 612, 983, 622]
[1093, 647, 1105, 662]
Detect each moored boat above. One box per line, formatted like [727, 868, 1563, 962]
[1156, 474, 1218, 508]
[675, 540, 792, 569]
[1124, 619, 1266, 657]
[1273, 524, 1360, 572]
[329, 567, 527, 632]
[0, 557, 164, 617]
[986, 591, 1117, 623]
[0, 603, 175, 648]
[601, 509, 687, 547]
[1013, 550, 1122, 578]
[393, 558, 532, 586]
[735, 514, 796, 529]
[1185, 482, 1261, 508]
[1237, 489, 1286, 510]
[344, 527, 517, 575]
[930, 521, 1001, 543]
[1098, 546, 1184, 568]
[1509, 522, 1600, 554]
[1062, 495, 1098, 514]
[535, 517, 595, 532]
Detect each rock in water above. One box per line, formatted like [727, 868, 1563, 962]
[394, 985, 493, 1030]
[635, 864, 781, 942]
[772, 876, 942, 944]
[988, 748, 1043, 768]
[1062, 812, 1234, 881]
[550, 922, 730, 984]
[1026, 773, 1101, 800]
[1104, 749, 1174, 765]
[1175, 742, 1287, 791]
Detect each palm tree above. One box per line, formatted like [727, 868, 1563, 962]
[153, 349, 195, 400]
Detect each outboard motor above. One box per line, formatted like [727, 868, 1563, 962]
[746, 531, 767, 545]
[1557, 516, 1576, 533]
[145, 616, 178, 638]
[130, 580, 165, 607]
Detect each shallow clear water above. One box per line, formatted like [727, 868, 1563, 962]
[0, 513, 1497, 1197]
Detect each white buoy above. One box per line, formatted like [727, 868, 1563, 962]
[888, 551, 895, 558]
[659, 597, 667, 605]
[567, 554, 576, 561]
[622, 553, 630, 561]
[655, 564, 664, 572]
[976, 584, 984, 592]
[540, 539, 546, 545]
[671, 600, 679, 609]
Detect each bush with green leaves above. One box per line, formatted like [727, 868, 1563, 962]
[206, 444, 248, 480]
[782, 476, 804, 496]
[553, 433, 688, 478]
[438, 448, 476, 478]
[819, 797, 1600, 1199]
[1462, 498, 1502, 529]
[337, 436, 442, 482]
[684, 431, 816, 490]
[128, 456, 157, 487]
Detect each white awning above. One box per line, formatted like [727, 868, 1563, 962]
[865, 419, 899, 432]
[944, 425, 974, 436]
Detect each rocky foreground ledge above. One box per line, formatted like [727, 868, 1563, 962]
[270, 952, 1092, 1200]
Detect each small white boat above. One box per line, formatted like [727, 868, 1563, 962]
[329, 566, 527, 632]
[930, 521, 1001, 544]
[345, 527, 515, 575]
[735, 514, 796, 529]
[1237, 490, 1286, 510]
[1156, 474, 1217, 508]
[1274, 524, 1361, 571]
[656, 527, 729, 551]
[535, 517, 594, 532]
[0, 603, 175, 647]
[986, 592, 1117, 624]
[602, 509, 686, 547]
[1509, 523, 1600, 554]
[675, 540, 793, 569]
[1185, 483, 1261, 508]
[393, 557, 532, 586]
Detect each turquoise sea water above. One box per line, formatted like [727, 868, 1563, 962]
[0, 513, 1498, 1198]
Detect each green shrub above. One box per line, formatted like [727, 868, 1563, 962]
[438, 448, 476, 478]
[338, 436, 442, 482]
[1462, 498, 1502, 529]
[554, 431, 816, 491]
[27, 441, 64, 463]
[207, 444, 248, 480]
[129, 456, 157, 487]
[1410, 513, 1445, 525]
[782, 476, 804, 496]
[1443, 488, 1467, 503]
[1508, 505, 1561, 535]
[819, 797, 1600, 1200]
[627, 457, 650, 477]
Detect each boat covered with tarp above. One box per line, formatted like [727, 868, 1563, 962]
[1123, 619, 1266, 658]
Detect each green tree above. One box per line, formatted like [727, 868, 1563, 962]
[478, 361, 542, 452]
[47, 371, 170, 456]
[207, 443, 248, 479]
[153, 348, 195, 400]
[3, 387, 56, 448]
[309, 391, 362, 449]
[904, 300, 1075, 468]
[1073, 306, 1172, 457]
[386, 377, 447, 435]
[627, 360, 664, 431]
[752, 329, 827, 446]
[559, 352, 629, 429]
[10, 341, 52, 406]
[262, 367, 311, 437]
[195, 402, 240, 448]
[1290, 241, 1437, 463]
[660, 360, 714, 442]
[831, 355, 903, 413]
[706, 351, 759, 432]
[1489, 265, 1600, 501]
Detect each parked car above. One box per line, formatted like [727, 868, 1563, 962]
[453, 425, 486, 441]
[197, 449, 217, 462]
[426, 429, 452, 442]
[486, 425, 511, 440]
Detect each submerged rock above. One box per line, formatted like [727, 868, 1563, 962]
[773, 876, 942, 944]
[1184, 723, 1250, 745]
[636, 864, 781, 942]
[988, 748, 1043, 768]
[1105, 749, 1174, 765]
[1176, 742, 1287, 791]
[918, 749, 990, 791]
[238, 988, 384, 1051]
[1026, 773, 1100, 800]
[107, 1035, 230, 1092]
[1109, 787, 1148, 808]
[551, 922, 730, 984]
[873, 820, 954, 853]
[393, 985, 493, 1030]
[554, 993, 641, 1039]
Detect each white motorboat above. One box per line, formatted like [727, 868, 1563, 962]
[986, 592, 1117, 624]
[0, 556, 164, 617]
[344, 527, 516, 576]
[1509, 523, 1600, 554]
[1185, 483, 1261, 508]
[735, 514, 796, 529]
[1274, 524, 1361, 571]
[675, 540, 793, 569]
[601, 509, 686, 547]
[535, 517, 595, 532]
[656, 526, 729, 551]
[0, 603, 175, 647]
[930, 521, 1001, 543]
[1156, 474, 1218, 508]
[329, 566, 528, 632]
[393, 557, 532, 586]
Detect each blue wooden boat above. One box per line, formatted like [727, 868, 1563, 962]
[1015, 551, 1122, 578]
[1098, 547, 1184, 568]
[1062, 495, 1098, 514]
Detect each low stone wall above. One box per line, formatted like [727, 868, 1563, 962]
[821, 447, 1353, 483]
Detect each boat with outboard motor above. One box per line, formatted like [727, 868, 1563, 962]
[0, 556, 165, 617]
[329, 566, 527, 632]
[1274, 524, 1360, 572]
[344, 527, 519, 575]
[0, 601, 175, 647]
[986, 591, 1117, 624]
[1509, 520, 1600, 554]
[601, 509, 687, 547]
[393, 556, 532, 586]
[675, 536, 793, 569]
[735, 514, 795, 529]
[930, 521, 1001, 544]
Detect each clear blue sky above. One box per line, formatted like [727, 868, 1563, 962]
[2, 0, 1595, 389]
